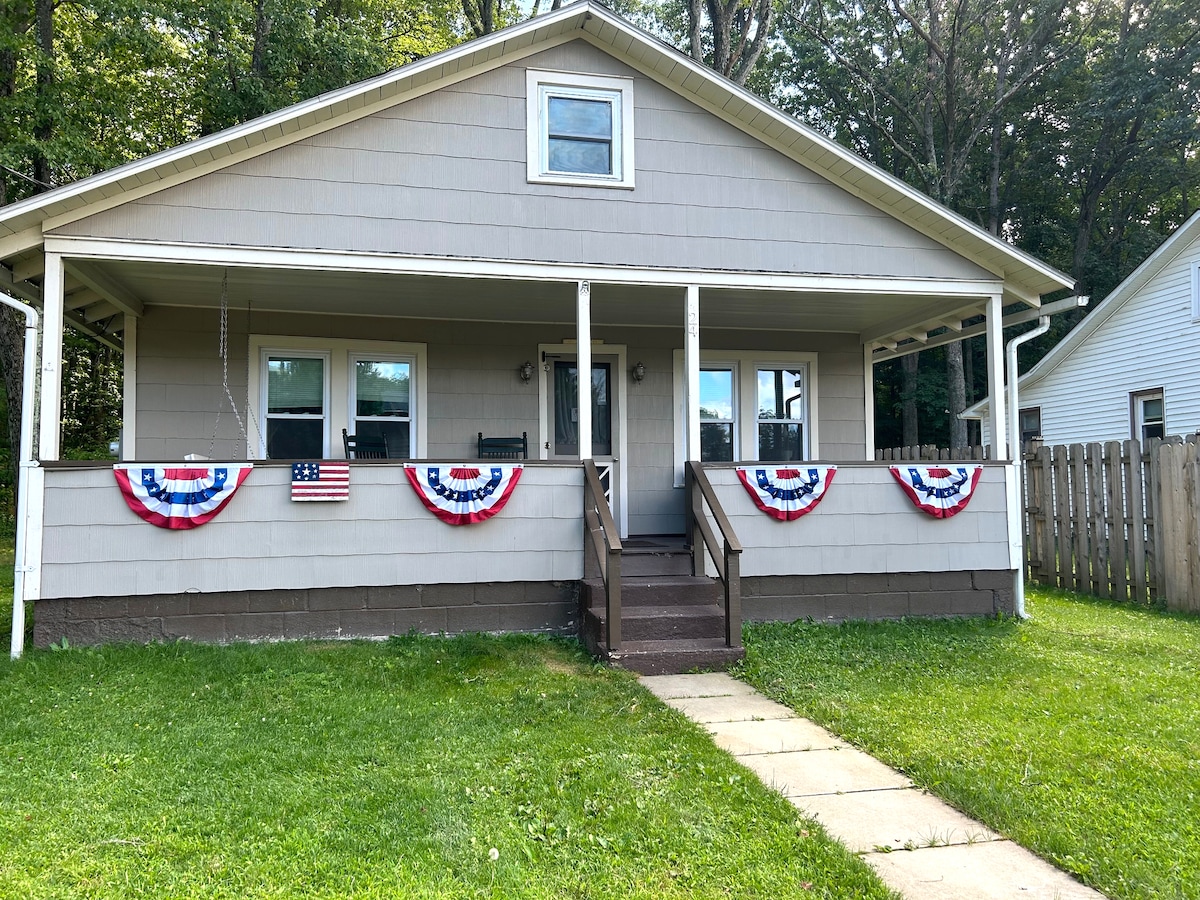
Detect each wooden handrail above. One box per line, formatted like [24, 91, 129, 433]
[686, 461, 743, 649]
[583, 459, 622, 650]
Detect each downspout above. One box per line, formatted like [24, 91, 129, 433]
[3, 292, 40, 659]
[1005, 317, 1050, 620]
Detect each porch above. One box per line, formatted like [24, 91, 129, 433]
[34, 456, 1017, 670]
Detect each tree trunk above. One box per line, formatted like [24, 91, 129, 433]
[32, 0, 53, 188]
[946, 341, 967, 448]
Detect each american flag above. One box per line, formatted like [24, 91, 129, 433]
[291, 462, 350, 501]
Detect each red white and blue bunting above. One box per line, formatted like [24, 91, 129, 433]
[113, 464, 253, 529]
[735, 466, 837, 521]
[889, 465, 983, 518]
[404, 465, 523, 525]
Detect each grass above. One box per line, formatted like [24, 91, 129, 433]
[737, 588, 1200, 900]
[0, 634, 896, 899]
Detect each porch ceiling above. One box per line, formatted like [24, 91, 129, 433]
[63, 259, 989, 339]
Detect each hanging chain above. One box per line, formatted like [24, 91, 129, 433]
[209, 270, 249, 458]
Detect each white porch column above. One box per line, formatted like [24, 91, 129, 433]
[863, 344, 876, 459]
[985, 292, 1008, 460]
[121, 314, 137, 460]
[576, 280, 592, 460]
[39, 252, 65, 461]
[684, 285, 700, 461]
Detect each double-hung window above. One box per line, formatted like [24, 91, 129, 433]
[251, 336, 426, 460]
[699, 366, 736, 462]
[1132, 389, 1164, 441]
[1018, 406, 1042, 446]
[265, 353, 329, 459]
[674, 352, 817, 480]
[527, 70, 634, 188]
[756, 367, 807, 461]
[351, 357, 413, 458]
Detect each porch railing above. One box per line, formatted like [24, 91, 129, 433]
[583, 459, 622, 649]
[685, 461, 743, 648]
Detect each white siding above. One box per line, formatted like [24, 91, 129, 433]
[41, 464, 585, 599]
[706, 464, 1011, 576]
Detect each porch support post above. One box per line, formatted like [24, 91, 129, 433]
[684, 285, 700, 461]
[576, 280, 592, 460]
[121, 314, 137, 460]
[39, 251, 65, 461]
[985, 292, 1007, 460]
[863, 343, 876, 459]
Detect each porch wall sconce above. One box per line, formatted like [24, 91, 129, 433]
[631, 361, 646, 384]
[519, 361, 534, 384]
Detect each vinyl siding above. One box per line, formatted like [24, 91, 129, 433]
[984, 236, 1200, 446]
[55, 42, 991, 282]
[706, 464, 1012, 576]
[40, 464, 584, 600]
[133, 309, 866, 536]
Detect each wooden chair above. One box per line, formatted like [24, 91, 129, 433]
[478, 432, 528, 460]
[343, 428, 389, 459]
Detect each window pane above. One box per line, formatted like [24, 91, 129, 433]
[1142, 398, 1163, 422]
[356, 360, 410, 417]
[701, 423, 733, 462]
[548, 97, 612, 139]
[758, 423, 803, 462]
[552, 361, 611, 456]
[1144, 423, 1165, 440]
[757, 368, 805, 421]
[266, 418, 323, 459]
[700, 369, 734, 421]
[548, 138, 611, 175]
[268, 357, 324, 414]
[355, 419, 410, 459]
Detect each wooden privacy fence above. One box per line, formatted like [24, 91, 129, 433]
[1022, 435, 1200, 612]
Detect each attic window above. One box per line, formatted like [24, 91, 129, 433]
[527, 70, 634, 188]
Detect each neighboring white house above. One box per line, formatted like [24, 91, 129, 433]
[966, 210, 1200, 447]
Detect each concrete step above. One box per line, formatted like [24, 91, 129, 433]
[602, 638, 745, 676]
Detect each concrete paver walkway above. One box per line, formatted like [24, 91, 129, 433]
[641, 672, 1107, 900]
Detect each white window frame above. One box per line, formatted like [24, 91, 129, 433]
[261, 349, 331, 459]
[699, 363, 739, 463]
[753, 364, 811, 462]
[526, 69, 635, 189]
[1131, 388, 1165, 442]
[1192, 262, 1200, 321]
[349, 353, 417, 459]
[248, 336, 427, 459]
[672, 351, 819, 485]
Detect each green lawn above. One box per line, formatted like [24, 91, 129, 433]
[737, 588, 1200, 900]
[0, 634, 896, 899]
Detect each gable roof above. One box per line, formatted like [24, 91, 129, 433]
[0, 0, 1072, 304]
[963, 208, 1200, 419]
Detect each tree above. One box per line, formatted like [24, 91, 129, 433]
[686, 0, 774, 85]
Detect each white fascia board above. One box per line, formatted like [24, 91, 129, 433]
[44, 236, 1010, 297]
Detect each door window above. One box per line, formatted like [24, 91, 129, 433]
[553, 360, 612, 456]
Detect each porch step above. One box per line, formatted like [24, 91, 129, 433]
[599, 639, 746, 676]
[580, 573, 743, 674]
[615, 535, 692, 577]
[582, 575, 720, 608]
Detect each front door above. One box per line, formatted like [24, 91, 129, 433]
[543, 353, 622, 534]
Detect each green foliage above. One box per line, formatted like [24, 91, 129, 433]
[738, 590, 1200, 900]
[0, 635, 896, 898]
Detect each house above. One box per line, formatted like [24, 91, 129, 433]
[0, 2, 1073, 669]
[965, 209, 1200, 447]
